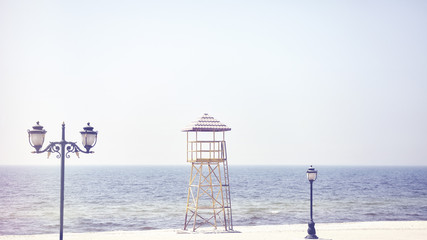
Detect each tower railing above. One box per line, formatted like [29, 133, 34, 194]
[187, 140, 227, 163]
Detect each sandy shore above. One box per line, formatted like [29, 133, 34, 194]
[1, 221, 426, 240]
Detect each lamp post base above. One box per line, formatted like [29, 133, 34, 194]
[306, 220, 318, 239]
[305, 235, 319, 239]
[303, 238, 331, 240]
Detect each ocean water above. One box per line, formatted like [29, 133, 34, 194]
[1, 165, 426, 235]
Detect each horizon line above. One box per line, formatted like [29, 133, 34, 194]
[1, 164, 427, 167]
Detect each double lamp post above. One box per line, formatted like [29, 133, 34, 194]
[28, 122, 98, 240]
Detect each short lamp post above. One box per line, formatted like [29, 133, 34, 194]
[28, 122, 98, 240]
[306, 165, 318, 239]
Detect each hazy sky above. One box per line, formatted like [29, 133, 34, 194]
[1, 0, 426, 166]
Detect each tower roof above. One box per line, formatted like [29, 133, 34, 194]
[182, 113, 231, 132]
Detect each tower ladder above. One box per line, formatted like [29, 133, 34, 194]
[222, 141, 233, 230]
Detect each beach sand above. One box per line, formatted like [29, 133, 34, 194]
[1, 221, 426, 240]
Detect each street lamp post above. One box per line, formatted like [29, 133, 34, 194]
[306, 165, 318, 239]
[28, 122, 98, 240]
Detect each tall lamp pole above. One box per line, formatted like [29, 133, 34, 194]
[28, 122, 98, 240]
[306, 165, 318, 239]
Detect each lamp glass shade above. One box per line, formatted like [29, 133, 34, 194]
[30, 132, 46, 147]
[82, 133, 97, 147]
[307, 172, 317, 181]
[28, 122, 47, 151]
[80, 123, 97, 150]
[306, 166, 318, 181]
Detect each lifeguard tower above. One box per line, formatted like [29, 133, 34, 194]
[183, 113, 233, 231]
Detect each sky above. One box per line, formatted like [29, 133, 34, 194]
[1, 0, 426, 166]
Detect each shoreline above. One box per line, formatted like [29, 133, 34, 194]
[1, 221, 426, 240]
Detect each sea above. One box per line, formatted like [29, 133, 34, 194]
[1, 165, 427, 235]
